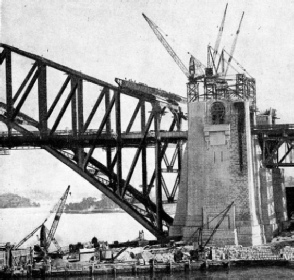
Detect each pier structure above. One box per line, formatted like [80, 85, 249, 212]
[0, 16, 294, 246]
[170, 71, 288, 246]
[142, 11, 290, 246]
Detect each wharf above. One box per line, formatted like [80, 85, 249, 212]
[2, 244, 294, 278]
[1, 260, 203, 278]
[3, 259, 294, 278]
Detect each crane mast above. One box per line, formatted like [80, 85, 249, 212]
[45, 185, 70, 250]
[224, 12, 244, 76]
[213, 3, 228, 62]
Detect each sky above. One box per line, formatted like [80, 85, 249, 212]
[1, 0, 294, 201]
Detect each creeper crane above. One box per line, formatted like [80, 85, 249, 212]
[213, 3, 228, 62]
[224, 11, 244, 76]
[142, 13, 205, 79]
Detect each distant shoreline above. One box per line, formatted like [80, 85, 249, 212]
[0, 205, 40, 209]
[63, 208, 124, 214]
[0, 193, 41, 209]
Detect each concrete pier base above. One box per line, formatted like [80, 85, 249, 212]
[169, 100, 287, 246]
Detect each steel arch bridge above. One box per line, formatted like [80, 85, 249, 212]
[0, 43, 188, 239]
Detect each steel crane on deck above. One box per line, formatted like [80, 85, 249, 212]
[209, 3, 228, 74]
[143, 7, 245, 84]
[212, 3, 228, 62]
[142, 13, 205, 79]
[224, 12, 244, 77]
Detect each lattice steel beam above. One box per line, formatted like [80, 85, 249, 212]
[0, 43, 188, 238]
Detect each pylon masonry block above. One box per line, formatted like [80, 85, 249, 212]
[169, 100, 287, 246]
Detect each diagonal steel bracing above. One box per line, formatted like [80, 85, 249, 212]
[50, 80, 78, 135]
[13, 62, 38, 104]
[83, 87, 107, 132]
[46, 76, 71, 120]
[279, 141, 294, 164]
[82, 94, 116, 169]
[0, 43, 187, 238]
[12, 67, 42, 120]
[122, 111, 155, 197]
[0, 114, 172, 237]
[253, 125, 294, 167]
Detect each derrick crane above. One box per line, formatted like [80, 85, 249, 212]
[45, 185, 70, 250]
[212, 3, 228, 62]
[14, 219, 47, 249]
[224, 12, 244, 76]
[142, 13, 204, 79]
[188, 202, 234, 248]
[202, 201, 234, 248]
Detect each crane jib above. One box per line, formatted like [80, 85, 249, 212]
[45, 185, 70, 250]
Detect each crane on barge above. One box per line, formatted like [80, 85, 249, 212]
[44, 185, 70, 251]
[13, 186, 70, 261]
[13, 219, 47, 250]
[33, 185, 70, 260]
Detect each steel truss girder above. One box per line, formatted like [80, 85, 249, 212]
[0, 129, 186, 149]
[0, 115, 171, 238]
[258, 136, 293, 168]
[122, 109, 155, 197]
[0, 44, 187, 238]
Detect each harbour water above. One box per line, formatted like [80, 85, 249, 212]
[2, 207, 294, 279]
[0, 206, 155, 247]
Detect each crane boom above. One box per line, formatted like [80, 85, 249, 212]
[224, 12, 244, 76]
[143, 13, 204, 78]
[45, 226, 62, 252]
[213, 3, 228, 61]
[14, 219, 47, 249]
[45, 185, 70, 250]
[203, 202, 234, 247]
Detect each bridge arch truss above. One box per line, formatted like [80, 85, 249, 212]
[0, 43, 188, 239]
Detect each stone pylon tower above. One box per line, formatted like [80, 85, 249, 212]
[169, 72, 287, 246]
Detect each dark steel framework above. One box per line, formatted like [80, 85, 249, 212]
[187, 73, 256, 105]
[252, 124, 294, 168]
[0, 43, 188, 239]
[187, 45, 256, 107]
